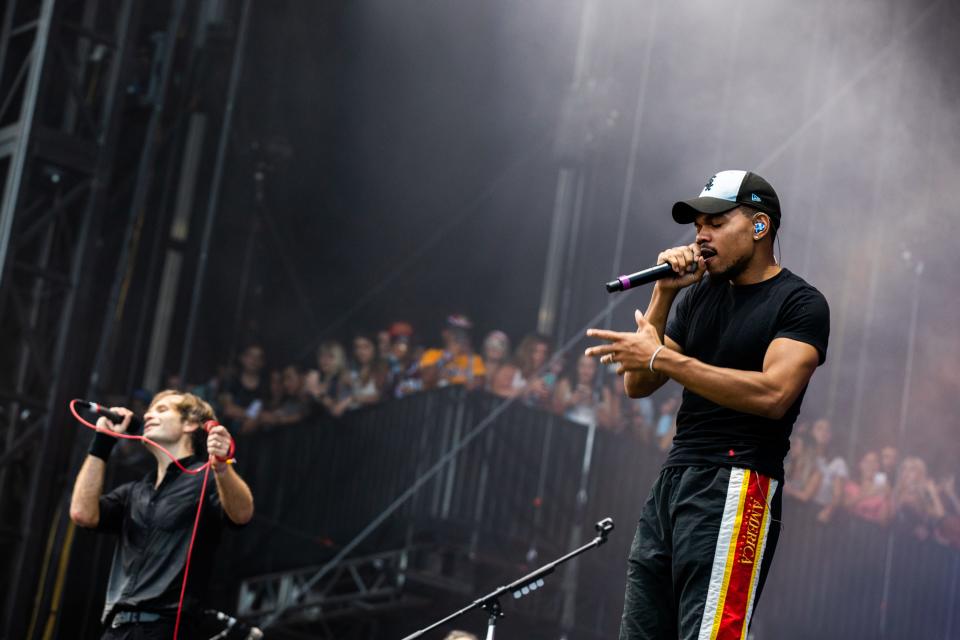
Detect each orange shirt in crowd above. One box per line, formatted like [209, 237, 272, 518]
[420, 349, 486, 386]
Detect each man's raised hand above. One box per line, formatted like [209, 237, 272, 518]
[655, 243, 706, 291]
[585, 309, 663, 375]
[96, 407, 134, 435]
[207, 424, 233, 463]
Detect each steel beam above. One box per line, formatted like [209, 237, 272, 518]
[0, 0, 54, 292]
[238, 549, 414, 628]
[0, 0, 142, 636]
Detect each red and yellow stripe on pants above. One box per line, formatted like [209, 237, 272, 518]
[697, 468, 778, 640]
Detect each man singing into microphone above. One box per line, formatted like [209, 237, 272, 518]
[70, 391, 254, 638]
[585, 170, 829, 639]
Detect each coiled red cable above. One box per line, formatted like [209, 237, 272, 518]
[69, 400, 236, 639]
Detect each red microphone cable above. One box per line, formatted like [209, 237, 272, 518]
[69, 401, 235, 474]
[69, 401, 236, 639]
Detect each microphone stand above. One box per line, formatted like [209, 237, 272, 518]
[401, 517, 614, 640]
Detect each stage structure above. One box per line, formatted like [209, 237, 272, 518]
[0, 1, 141, 635]
[0, 1, 251, 637]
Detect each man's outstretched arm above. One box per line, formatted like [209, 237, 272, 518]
[640, 336, 818, 419]
[212, 464, 255, 525]
[587, 303, 820, 420]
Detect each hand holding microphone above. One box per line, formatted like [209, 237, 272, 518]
[654, 243, 706, 291]
[97, 408, 135, 434]
[74, 400, 139, 461]
[75, 400, 139, 434]
[606, 243, 706, 293]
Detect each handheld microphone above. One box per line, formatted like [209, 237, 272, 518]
[606, 262, 695, 293]
[74, 399, 142, 431]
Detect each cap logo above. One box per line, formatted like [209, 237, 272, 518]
[697, 170, 747, 202]
[751, 193, 762, 203]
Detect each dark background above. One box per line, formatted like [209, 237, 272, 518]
[183, 0, 960, 467]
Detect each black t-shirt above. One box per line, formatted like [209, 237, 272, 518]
[663, 268, 830, 481]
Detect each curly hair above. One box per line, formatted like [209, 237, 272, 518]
[149, 389, 218, 457]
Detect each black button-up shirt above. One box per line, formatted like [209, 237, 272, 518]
[94, 455, 238, 622]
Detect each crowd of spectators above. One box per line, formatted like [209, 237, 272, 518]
[783, 417, 960, 549]
[171, 312, 959, 553]
[184, 313, 683, 449]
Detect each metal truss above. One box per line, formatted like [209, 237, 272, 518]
[0, 0, 141, 636]
[0, 0, 253, 635]
[237, 541, 594, 640]
[238, 548, 421, 632]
